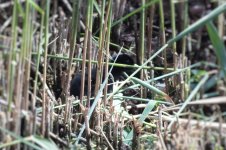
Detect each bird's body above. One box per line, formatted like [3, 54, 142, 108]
[70, 53, 134, 97]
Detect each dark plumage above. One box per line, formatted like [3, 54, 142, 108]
[70, 53, 134, 97]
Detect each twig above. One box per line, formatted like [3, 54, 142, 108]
[97, 127, 114, 150]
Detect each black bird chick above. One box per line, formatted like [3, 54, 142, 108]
[70, 53, 134, 97]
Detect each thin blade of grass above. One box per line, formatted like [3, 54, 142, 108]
[168, 73, 209, 129]
[8, 0, 18, 112]
[124, 100, 157, 144]
[0, 127, 42, 150]
[168, 3, 226, 45]
[93, 0, 101, 15]
[206, 21, 226, 76]
[30, 136, 58, 150]
[122, 62, 203, 93]
[131, 77, 173, 103]
[27, 0, 44, 14]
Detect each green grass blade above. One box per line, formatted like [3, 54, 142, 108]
[0, 127, 42, 150]
[206, 21, 226, 76]
[131, 77, 172, 102]
[124, 100, 157, 144]
[28, 0, 44, 14]
[31, 136, 58, 150]
[167, 3, 226, 45]
[93, 0, 101, 15]
[168, 73, 209, 129]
